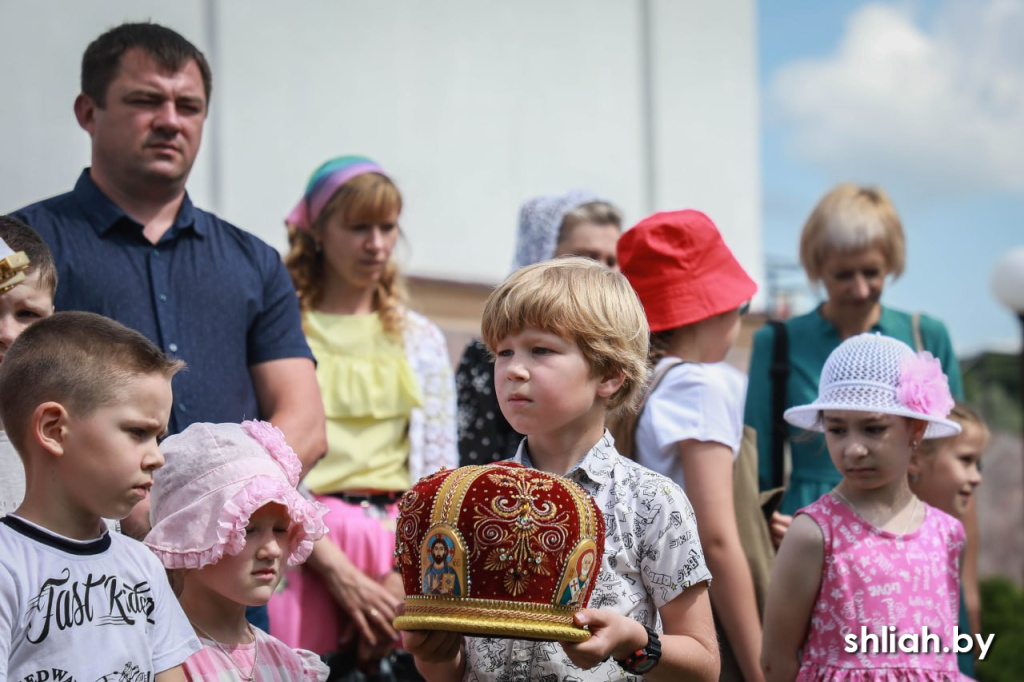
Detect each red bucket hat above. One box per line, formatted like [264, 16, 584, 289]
[618, 210, 757, 332]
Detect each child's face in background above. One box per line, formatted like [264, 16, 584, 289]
[911, 423, 985, 518]
[494, 326, 615, 440]
[191, 503, 289, 607]
[699, 307, 742, 363]
[823, 411, 922, 492]
[0, 269, 54, 363]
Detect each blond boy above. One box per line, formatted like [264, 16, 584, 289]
[402, 257, 719, 682]
[0, 311, 200, 681]
[0, 215, 57, 517]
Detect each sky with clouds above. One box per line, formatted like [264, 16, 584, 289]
[758, 0, 1024, 355]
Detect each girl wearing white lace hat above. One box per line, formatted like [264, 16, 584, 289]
[761, 333, 966, 681]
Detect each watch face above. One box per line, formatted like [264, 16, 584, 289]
[632, 657, 657, 674]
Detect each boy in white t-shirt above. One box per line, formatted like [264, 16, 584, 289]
[0, 310, 200, 681]
[0, 216, 57, 518]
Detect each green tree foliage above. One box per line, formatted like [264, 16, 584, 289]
[977, 577, 1024, 681]
[962, 352, 1021, 433]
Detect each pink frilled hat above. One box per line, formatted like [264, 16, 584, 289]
[146, 420, 329, 569]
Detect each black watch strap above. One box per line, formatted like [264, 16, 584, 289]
[614, 624, 662, 675]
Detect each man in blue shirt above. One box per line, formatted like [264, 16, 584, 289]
[11, 23, 327, 536]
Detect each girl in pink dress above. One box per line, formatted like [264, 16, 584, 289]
[145, 421, 330, 681]
[762, 333, 967, 681]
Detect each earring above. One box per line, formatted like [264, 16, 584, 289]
[911, 440, 920, 450]
[910, 473, 920, 484]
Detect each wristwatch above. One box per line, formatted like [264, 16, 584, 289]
[614, 624, 662, 675]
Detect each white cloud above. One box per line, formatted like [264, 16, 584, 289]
[770, 0, 1024, 195]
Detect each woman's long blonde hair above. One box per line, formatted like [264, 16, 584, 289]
[285, 172, 407, 335]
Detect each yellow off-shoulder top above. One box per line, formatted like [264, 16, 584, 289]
[302, 311, 423, 494]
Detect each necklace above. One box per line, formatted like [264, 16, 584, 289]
[831, 488, 919, 535]
[190, 620, 259, 681]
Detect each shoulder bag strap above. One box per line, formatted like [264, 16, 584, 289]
[911, 312, 924, 352]
[768, 321, 789, 490]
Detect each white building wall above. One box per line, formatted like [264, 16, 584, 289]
[0, 0, 761, 288]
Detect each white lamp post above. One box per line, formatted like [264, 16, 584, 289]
[993, 247, 1024, 326]
[992, 247, 1024, 387]
[992, 247, 1024, 583]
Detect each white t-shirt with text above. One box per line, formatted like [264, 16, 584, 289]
[0, 515, 200, 682]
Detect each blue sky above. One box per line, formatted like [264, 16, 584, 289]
[757, 0, 1024, 355]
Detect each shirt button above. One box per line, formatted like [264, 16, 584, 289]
[159, 293, 168, 302]
[179, 403, 188, 412]
[169, 343, 179, 352]
[152, 249, 160, 257]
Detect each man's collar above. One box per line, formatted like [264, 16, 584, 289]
[72, 169, 203, 238]
[511, 431, 616, 485]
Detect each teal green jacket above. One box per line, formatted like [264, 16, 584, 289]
[743, 305, 963, 515]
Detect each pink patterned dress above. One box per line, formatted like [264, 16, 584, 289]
[796, 494, 965, 681]
[184, 626, 328, 681]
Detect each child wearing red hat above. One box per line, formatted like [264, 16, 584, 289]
[618, 210, 764, 682]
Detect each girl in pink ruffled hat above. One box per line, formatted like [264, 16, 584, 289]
[762, 333, 968, 681]
[146, 420, 330, 681]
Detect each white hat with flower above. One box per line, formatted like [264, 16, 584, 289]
[784, 333, 961, 439]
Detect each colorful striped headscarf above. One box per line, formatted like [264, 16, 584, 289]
[285, 155, 388, 231]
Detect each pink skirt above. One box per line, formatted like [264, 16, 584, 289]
[268, 494, 398, 655]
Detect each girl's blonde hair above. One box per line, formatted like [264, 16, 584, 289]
[800, 183, 906, 283]
[919, 401, 990, 455]
[285, 172, 407, 335]
[480, 257, 650, 416]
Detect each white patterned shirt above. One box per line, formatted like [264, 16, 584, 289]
[462, 431, 712, 682]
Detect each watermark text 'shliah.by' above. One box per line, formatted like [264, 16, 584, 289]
[844, 626, 994, 660]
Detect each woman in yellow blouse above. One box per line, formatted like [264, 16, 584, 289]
[269, 155, 458, 673]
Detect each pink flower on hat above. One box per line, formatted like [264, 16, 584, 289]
[241, 420, 301, 486]
[896, 351, 954, 418]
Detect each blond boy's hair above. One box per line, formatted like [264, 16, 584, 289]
[799, 183, 906, 283]
[0, 311, 184, 456]
[480, 256, 649, 416]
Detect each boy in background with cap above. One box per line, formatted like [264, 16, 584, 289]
[0, 215, 57, 517]
[402, 257, 718, 682]
[0, 311, 200, 680]
[0, 216, 119, 535]
[618, 210, 764, 681]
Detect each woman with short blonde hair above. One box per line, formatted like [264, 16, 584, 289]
[745, 182, 962, 514]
